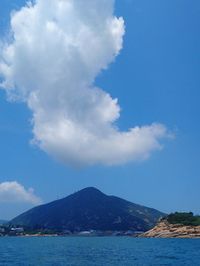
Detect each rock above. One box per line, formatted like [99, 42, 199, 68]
[140, 220, 200, 238]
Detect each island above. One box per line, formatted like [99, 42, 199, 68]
[0, 187, 165, 237]
[140, 212, 200, 238]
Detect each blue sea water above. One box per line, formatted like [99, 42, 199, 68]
[0, 237, 200, 266]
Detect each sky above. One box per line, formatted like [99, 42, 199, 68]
[0, 0, 200, 220]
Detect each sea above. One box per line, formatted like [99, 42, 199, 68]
[0, 237, 200, 266]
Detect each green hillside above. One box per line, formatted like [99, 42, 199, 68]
[167, 212, 200, 226]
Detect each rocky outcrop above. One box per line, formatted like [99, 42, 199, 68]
[140, 220, 200, 238]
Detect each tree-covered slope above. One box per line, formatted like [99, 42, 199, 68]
[167, 212, 200, 226]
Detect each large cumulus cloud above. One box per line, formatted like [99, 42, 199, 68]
[0, 0, 168, 166]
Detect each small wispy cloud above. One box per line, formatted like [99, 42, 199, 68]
[0, 181, 42, 205]
[0, 0, 169, 166]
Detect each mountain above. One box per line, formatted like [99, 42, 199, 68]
[11, 187, 165, 232]
[0, 220, 7, 225]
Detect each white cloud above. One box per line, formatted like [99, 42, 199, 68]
[0, 0, 169, 166]
[0, 181, 42, 205]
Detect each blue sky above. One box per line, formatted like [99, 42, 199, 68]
[0, 0, 200, 219]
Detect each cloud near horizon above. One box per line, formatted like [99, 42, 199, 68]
[0, 0, 169, 166]
[0, 181, 42, 205]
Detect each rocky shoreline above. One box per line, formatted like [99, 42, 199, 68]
[140, 220, 200, 238]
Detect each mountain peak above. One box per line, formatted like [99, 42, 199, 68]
[69, 187, 106, 202]
[76, 187, 104, 194]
